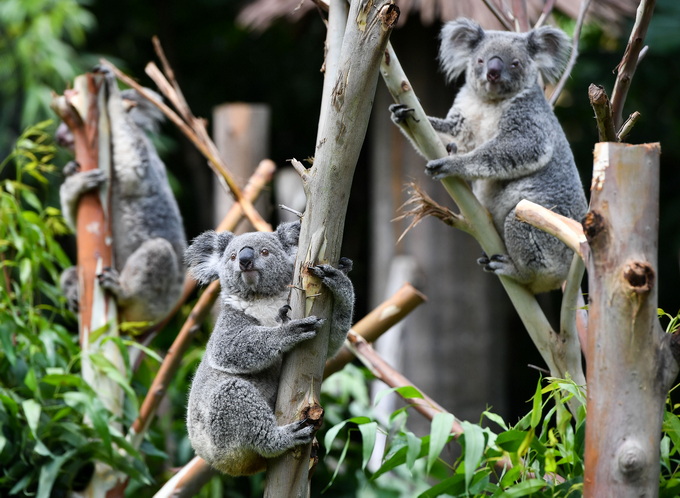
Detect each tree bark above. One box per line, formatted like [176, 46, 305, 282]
[264, 2, 398, 496]
[583, 142, 678, 496]
[52, 73, 127, 498]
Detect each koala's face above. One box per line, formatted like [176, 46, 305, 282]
[220, 231, 296, 298]
[467, 34, 538, 100]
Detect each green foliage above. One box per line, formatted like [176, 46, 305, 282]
[0, 124, 154, 496]
[324, 372, 589, 497]
[0, 0, 96, 151]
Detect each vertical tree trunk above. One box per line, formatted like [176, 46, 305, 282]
[52, 73, 126, 498]
[264, 2, 398, 496]
[583, 142, 678, 496]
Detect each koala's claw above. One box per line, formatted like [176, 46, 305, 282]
[338, 257, 353, 274]
[446, 142, 458, 155]
[276, 304, 292, 324]
[389, 103, 417, 123]
[425, 157, 455, 181]
[290, 419, 316, 443]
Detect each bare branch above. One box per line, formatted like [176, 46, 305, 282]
[481, 0, 514, 31]
[610, 0, 656, 130]
[617, 111, 641, 142]
[512, 0, 530, 32]
[534, 0, 557, 29]
[548, 0, 592, 106]
[100, 59, 271, 233]
[588, 83, 617, 142]
[515, 199, 587, 259]
[394, 182, 470, 241]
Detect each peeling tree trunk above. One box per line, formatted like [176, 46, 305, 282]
[583, 142, 679, 496]
[52, 74, 127, 497]
[263, 1, 398, 496]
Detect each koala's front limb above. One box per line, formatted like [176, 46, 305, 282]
[308, 257, 355, 357]
[206, 309, 323, 375]
[426, 94, 553, 182]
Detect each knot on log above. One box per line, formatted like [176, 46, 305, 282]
[379, 4, 400, 30]
[623, 261, 654, 293]
[582, 211, 605, 242]
[616, 441, 647, 480]
[302, 403, 325, 432]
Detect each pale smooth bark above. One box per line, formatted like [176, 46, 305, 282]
[583, 142, 678, 496]
[264, 1, 398, 496]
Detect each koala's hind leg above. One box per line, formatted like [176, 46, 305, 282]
[201, 377, 315, 473]
[60, 266, 80, 312]
[478, 213, 568, 293]
[98, 238, 182, 322]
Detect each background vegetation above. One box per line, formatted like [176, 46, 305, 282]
[2, 0, 680, 496]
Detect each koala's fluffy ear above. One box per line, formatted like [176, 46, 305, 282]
[526, 26, 571, 84]
[185, 230, 234, 285]
[275, 221, 301, 258]
[439, 18, 485, 83]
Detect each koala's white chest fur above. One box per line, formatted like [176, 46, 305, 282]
[224, 290, 289, 327]
[453, 87, 511, 153]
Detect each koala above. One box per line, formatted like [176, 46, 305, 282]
[59, 66, 186, 323]
[185, 221, 354, 475]
[391, 18, 587, 293]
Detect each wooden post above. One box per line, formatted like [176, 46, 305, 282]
[212, 103, 271, 231]
[583, 142, 678, 496]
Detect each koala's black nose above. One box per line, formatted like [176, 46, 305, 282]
[486, 57, 503, 83]
[238, 247, 255, 271]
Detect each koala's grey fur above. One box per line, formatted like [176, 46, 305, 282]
[391, 18, 587, 293]
[185, 221, 354, 475]
[59, 67, 186, 322]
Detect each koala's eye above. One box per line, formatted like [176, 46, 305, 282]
[511, 59, 520, 68]
[477, 58, 484, 64]
[230, 253, 236, 261]
[261, 248, 269, 256]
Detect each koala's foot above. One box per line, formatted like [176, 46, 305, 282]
[60, 266, 79, 313]
[389, 104, 417, 124]
[477, 252, 535, 284]
[97, 266, 124, 297]
[477, 252, 511, 273]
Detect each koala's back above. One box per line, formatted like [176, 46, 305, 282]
[110, 134, 186, 269]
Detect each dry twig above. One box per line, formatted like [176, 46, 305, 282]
[395, 182, 469, 241]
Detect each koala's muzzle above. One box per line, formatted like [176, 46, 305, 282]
[486, 57, 503, 83]
[238, 247, 256, 271]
